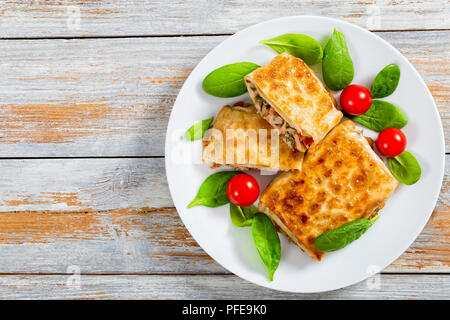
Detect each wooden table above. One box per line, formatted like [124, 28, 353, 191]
[0, 1, 448, 299]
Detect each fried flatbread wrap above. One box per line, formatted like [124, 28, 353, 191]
[258, 121, 398, 261]
[245, 53, 342, 152]
[202, 103, 304, 171]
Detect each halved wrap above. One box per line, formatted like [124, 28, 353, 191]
[202, 103, 304, 171]
[258, 121, 398, 261]
[245, 53, 342, 152]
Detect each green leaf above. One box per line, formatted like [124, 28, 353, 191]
[388, 151, 421, 185]
[230, 203, 258, 227]
[202, 62, 260, 97]
[350, 100, 408, 132]
[184, 117, 214, 141]
[251, 213, 281, 281]
[371, 64, 400, 98]
[260, 33, 323, 65]
[314, 216, 379, 252]
[322, 29, 354, 91]
[188, 171, 241, 208]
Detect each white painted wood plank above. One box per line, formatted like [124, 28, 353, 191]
[0, 274, 447, 299]
[0, 209, 226, 274]
[0, 0, 449, 38]
[0, 158, 171, 210]
[0, 31, 448, 156]
[0, 157, 446, 274]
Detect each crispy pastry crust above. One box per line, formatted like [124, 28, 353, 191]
[245, 53, 342, 150]
[202, 104, 304, 171]
[258, 121, 398, 261]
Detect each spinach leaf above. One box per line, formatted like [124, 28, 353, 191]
[388, 151, 421, 185]
[371, 64, 400, 98]
[202, 62, 260, 97]
[322, 29, 354, 90]
[260, 33, 323, 65]
[184, 117, 214, 141]
[314, 216, 379, 252]
[230, 203, 258, 227]
[188, 171, 241, 208]
[350, 100, 408, 132]
[251, 213, 281, 281]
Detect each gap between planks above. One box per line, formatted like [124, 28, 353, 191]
[0, 154, 445, 160]
[0, 156, 165, 160]
[0, 271, 448, 276]
[1, 28, 449, 41]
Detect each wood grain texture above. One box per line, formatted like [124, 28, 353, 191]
[0, 158, 171, 211]
[0, 274, 447, 299]
[0, 31, 448, 156]
[0, 0, 449, 38]
[0, 157, 446, 274]
[0, 2, 448, 298]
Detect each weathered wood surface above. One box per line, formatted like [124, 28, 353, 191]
[0, 30, 448, 157]
[0, 0, 449, 38]
[0, 1, 448, 299]
[0, 156, 446, 274]
[0, 274, 447, 299]
[0, 158, 171, 210]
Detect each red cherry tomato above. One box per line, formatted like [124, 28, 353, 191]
[376, 128, 407, 157]
[340, 84, 372, 115]
[226, 173, 260, 207]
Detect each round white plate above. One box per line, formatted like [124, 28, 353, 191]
[165, 16, 444, 293]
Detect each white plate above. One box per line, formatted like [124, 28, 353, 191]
[165, 16, 444, 293]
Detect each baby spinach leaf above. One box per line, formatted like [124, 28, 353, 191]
[322, 29, 354, 90]
[230, 203, 259, 227]
[371, 64, 400, 98]
[251, 213, 281, 281]
[388, 151, 421, 185]
[188, 171, 241, 208]
[314, 216, 379, 252]
[202, 62, 260, 97]
[260, 33, 323, 65]
[350, 100, 408, 132]
[184, 117, 214, 141]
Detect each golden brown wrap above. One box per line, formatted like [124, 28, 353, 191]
[202, 103, 304, 171]
[245, 53, 342, 152]
[258, 121, 398, 261]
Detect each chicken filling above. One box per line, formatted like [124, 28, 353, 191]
[253, 93, 313, 150]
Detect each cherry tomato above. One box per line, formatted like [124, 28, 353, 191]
[376, 128, 407, 157]
[340, 84, 372, 115]
[226, 173, 260, 206]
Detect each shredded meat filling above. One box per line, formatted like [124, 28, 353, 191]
[254, 94, 313, 150]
